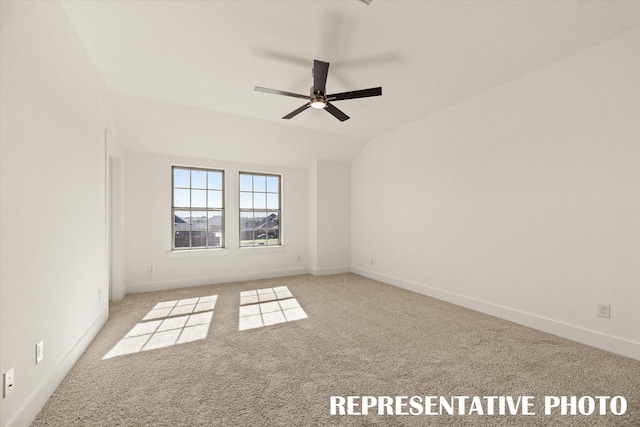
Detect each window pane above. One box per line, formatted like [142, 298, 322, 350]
[240, 212, 254, 246]
[253, 175, 266, 192]
[240, 174, 252, 191]
[175, 210, 191, 225]
[191, 211, 207, 230]
[208, 211, 222, 233]
[267, 213, 279, 246]
[266, 193, 279, 209]
[207, 211, 222, 247]
[174, 210, 191, 248]
[240, 212, 253, 225]
[174, 233, 190, 248]
[192, 170, 206, 189]
[267, 212, 279, 228]
[240, 192, 252, 209]
[208, 190, 222, 208]
[174, 189, 190, 207]
[208, 171, 223, 190]
[253, 193, 266, 209]
[267, 176, 279, 193]
[191, 231, 206, 247]
[191, 189, 206, 208]
[207, 230, 221, 248]
[254, 211, 267, 245]
[174, 168, 190, 188]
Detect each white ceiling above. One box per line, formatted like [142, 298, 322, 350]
[61, 0, 640, 167]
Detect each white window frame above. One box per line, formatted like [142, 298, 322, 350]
[239, 172, 282, 247]
[172, 166, 225, 251]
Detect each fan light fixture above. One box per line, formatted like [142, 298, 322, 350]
[310, 97, 326, 109]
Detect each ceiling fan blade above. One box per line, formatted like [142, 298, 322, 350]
[325, 102, 350, 122]
[313, 60, 330, 94]
[327, 87, 382, 101]
[254, 86, 309, 100]
[282, 103, 310, 120]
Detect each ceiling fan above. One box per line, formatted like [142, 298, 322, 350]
[254, 59, 382, 122]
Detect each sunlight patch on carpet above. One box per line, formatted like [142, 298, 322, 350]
[239, 286, 307, 331]
[103, 295, 217, 359]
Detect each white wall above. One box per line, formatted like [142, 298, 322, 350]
[109, 92, 369, 170]
[0, 2, 118, 425]
[351, 28, 640, 360]
[310, 160, 351, 275]
[123, 152, 310, 293]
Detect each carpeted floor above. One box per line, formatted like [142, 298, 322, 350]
[32, 274, 640, 426]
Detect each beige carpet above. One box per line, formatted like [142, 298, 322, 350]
[33, 274, 640, 426]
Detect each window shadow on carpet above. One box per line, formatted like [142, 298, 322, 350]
[238, 286, 308, 331]
[103, 295, 217, 359]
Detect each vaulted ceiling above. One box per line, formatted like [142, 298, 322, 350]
[61, 0, 640, 167]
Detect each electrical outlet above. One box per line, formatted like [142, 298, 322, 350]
[3, 367, 14, 398]
[370, 258, 374, 265]
[36, 341, 44, 364]
[597, 303, 611, 319]
[148, 265, 155, 274]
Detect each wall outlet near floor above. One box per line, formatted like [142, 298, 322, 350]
[148, 265, 155, 274]
[36, 341, 44, 364]
[3, 367, 14, 398]
[597, 303, 611, 319]
[370, 258, 374, 265]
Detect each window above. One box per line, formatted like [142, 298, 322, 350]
[172, 166, 224, 250]
[239, 172, 281, 247]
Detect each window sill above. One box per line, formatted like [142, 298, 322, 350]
[167, 248, 229, 259]
[236, 245, 287, 254]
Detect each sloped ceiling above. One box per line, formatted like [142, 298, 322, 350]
[61, 0, 640, 168]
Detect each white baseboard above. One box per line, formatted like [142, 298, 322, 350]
[7, 308, 109, 427]
[126, 267, 310, 294]
[309, 265, 351, 276]
[351, 266, 640, 361]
